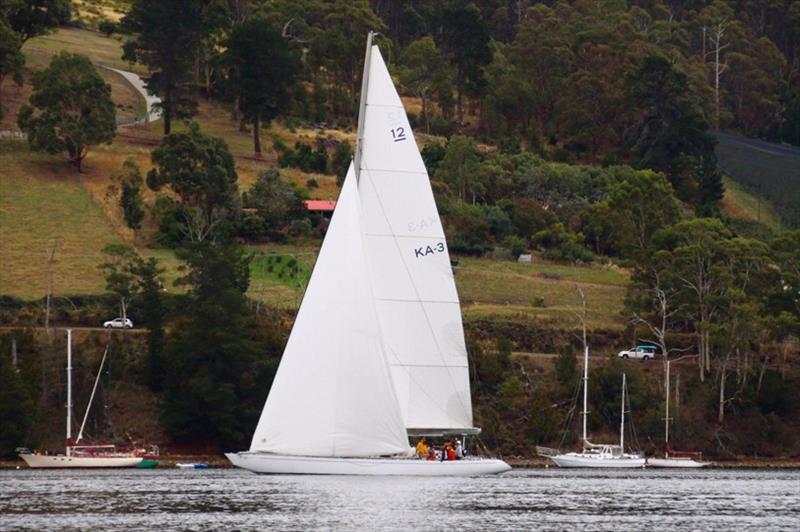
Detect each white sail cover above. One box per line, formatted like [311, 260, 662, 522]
[357, 46, 474, 432]
[249, 165, 409, 457]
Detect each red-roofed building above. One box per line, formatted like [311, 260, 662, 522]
[304, 200, 337, 212]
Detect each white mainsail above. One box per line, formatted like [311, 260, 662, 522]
[356, 44, 474, 433]
[249, 165, 410, 457]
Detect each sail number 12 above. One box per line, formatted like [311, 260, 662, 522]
[390, 127, 407, 142]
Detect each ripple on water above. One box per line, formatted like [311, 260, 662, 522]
[1, 468, 799, 531]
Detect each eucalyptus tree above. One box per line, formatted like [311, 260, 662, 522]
[224, 15, 300, 154]
[122, 0, 207, 134]
[17, 52, 116, 171]
[147, 123, 239, 242]
[398, 36, 451, 133]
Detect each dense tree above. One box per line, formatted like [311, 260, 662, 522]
[554, 42, 632, 161]
[99, 244, 140, 326]
[625, 54, 723, 212]
[605, 169, 681, 256]
[112, 159, 145, 231]
[769, 230, 800, 333]
[436, 134, 481, 204]
[17, 52, 116, 171]
[147, 123, 239, 242]
[723, 38, 786, 137]
[1, 0, 70, 43]
[398, 36, 452, 133]
[331, 139, 352, 186]
[122, 0, 207, 134]
[161, 241, 277, 449]
[98, 246, 165, 390]
[0, 333, 35, 456]
[240, 169, 307, 241]
[224, 16, 300, 154]
[434, 3, 492, 124]
[303, 0, 386, 116]
[131, 257, 166, 392]
[554, 344, 577, 395]
[0, 19, 23, 118]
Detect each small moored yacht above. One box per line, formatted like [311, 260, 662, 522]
[18, 330, 145, 469]
[647, 360, 710, 468]
[538, 348, 645, 468]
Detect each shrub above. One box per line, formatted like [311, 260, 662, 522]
[278, 141, 327, 173]
[98, 20, 117, 36]
[503, 235, 527, 257]
[543, 241, 595, 263]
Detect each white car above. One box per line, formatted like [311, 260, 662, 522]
[103, 318, 133, 329]
[618, 345, 657, 361]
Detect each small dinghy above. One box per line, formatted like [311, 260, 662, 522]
[176, 463, 209, 469]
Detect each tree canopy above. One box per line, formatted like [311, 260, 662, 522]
[17, 51, 116, 171]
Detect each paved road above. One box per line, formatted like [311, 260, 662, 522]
[0, 325, 145, 333]
[716, 131, 800, 159]
[100, 65, 161, 125]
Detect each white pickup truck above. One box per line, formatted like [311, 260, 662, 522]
[618, 345, 658, 361]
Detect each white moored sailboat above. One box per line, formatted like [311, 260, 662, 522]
[225, 33, 509, 476]
[539, 348, 645, 468]
[18, 330, 144, 468]
[647, 360, 710, 468]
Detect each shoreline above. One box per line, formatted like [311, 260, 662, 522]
[2, 456, 799, 470]
[505, 457, 800, 469]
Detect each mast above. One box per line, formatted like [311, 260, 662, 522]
[77, 345, 109, 443]
[66, 329, 73, 456]
[354, 31, 375, 182]
[665, 360, 671, 445]
[581, 346, 589, 445]
[620, 372, 626, 450]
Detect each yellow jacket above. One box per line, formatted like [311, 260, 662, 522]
[416, 441, 429, 457]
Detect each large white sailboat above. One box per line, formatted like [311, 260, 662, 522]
[539, 347, 645, 468]
[18, 329, 144, 468]
[647, 360, 710, 468]
[225, 33, 510, 476]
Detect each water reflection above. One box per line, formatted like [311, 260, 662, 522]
[1, 469, 798, 531]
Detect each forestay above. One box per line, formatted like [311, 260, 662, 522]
[249, 165, 409, 457]
[357, 45, 474, 433]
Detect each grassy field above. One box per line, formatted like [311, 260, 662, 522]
[73, 0, 131, 26]
[23, 27, 144, 72]
[716, 132, 800, 229]
[1, 28, 146, 131]
[456, 258, 628, 331]
[720, 175, 782, 232]
[0, 144, 125, 299]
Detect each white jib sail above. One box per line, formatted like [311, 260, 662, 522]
[249, 165, 409, 457]
[357, 45, 474, 432]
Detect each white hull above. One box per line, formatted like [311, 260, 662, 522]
[226, 452, 510, 476]
[550, 453, 646, 468]
[647, 457, 710, 468]
[19, 453, 143, 469]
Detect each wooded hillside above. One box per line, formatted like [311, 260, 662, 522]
[1, 0, 798, 460]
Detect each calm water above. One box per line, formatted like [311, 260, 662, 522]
[1, 468, 798, 531]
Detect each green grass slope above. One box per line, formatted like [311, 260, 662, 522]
[716, 132, 800, 229]
[0, 146, 125, 299]
[0, 27, 629, 334]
